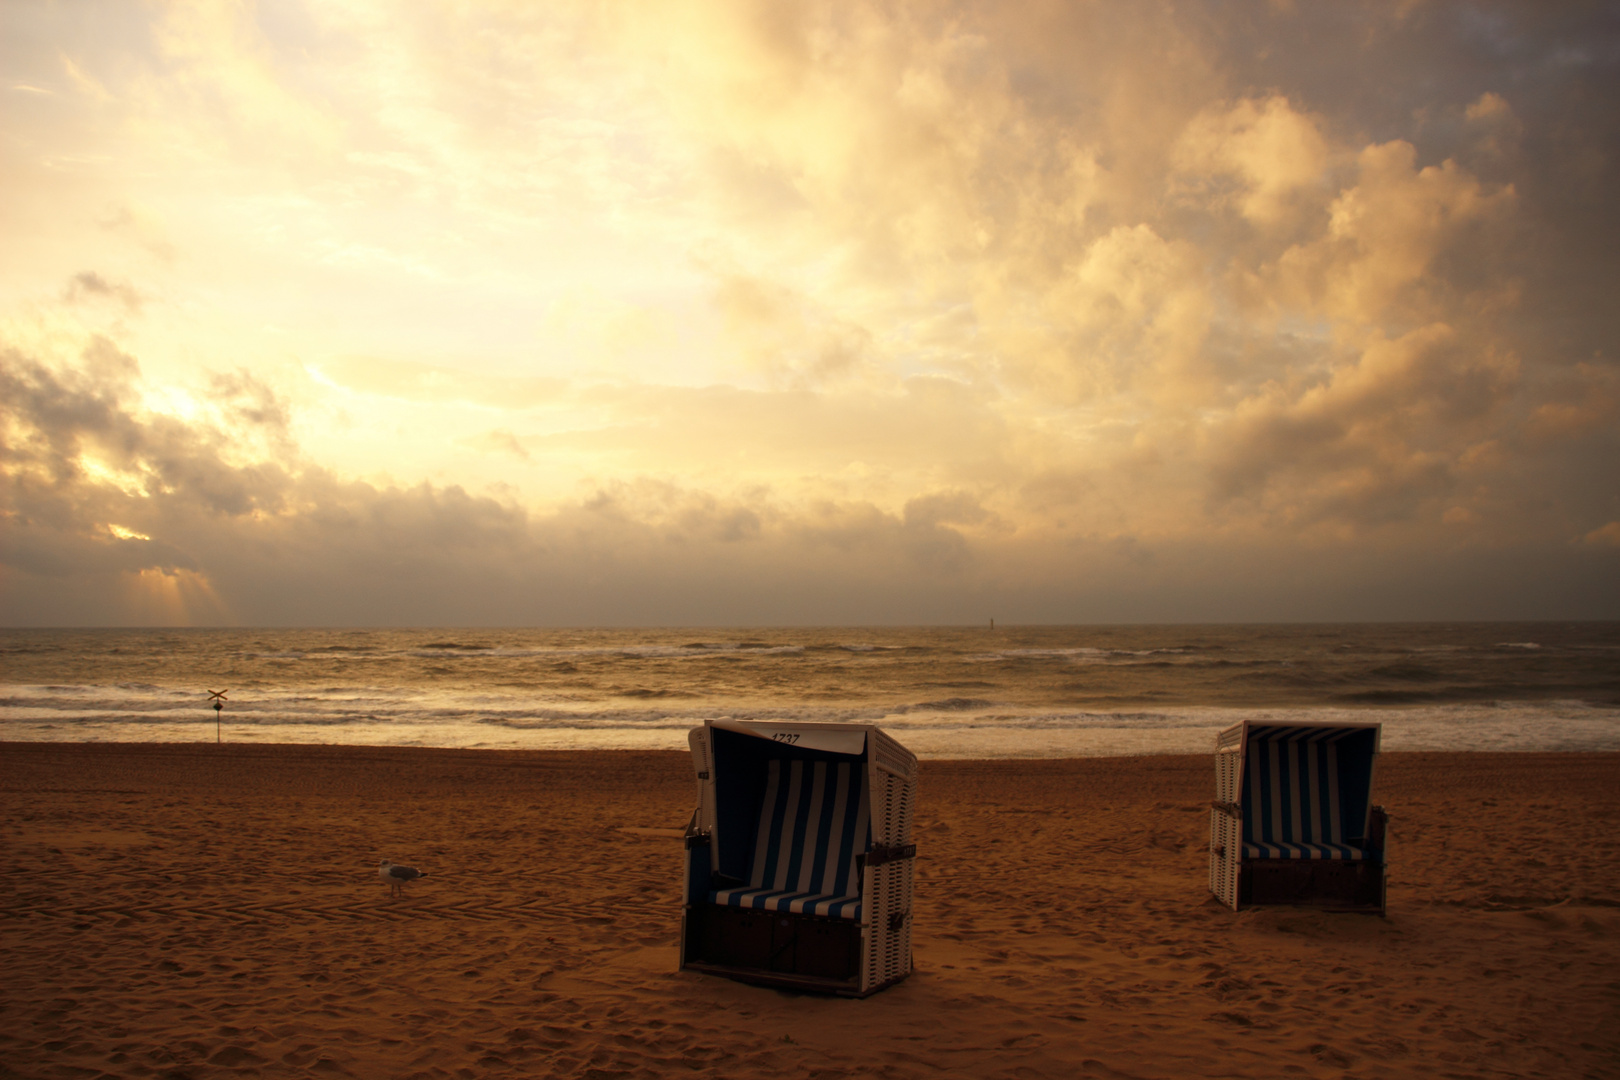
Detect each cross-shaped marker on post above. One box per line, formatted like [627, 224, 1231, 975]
[207, 690, 228, 744]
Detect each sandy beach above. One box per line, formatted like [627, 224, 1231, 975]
[2, 744, 1616, 1079]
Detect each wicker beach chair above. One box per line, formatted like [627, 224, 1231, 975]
[1209, 721, 1387, 913]
[680, 719, 918, 996]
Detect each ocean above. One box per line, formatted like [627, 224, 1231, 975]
[2, 624, 1617, 757]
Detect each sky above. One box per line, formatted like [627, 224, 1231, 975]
[1, 0, 1617, 627]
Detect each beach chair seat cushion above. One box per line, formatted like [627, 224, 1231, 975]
[713, 757, 869, 922]
[709, 886, 862, 920]
[1242, 841, 1370, 861]
[1242, 734, 1379, 863]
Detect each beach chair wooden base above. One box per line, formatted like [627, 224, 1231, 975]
[1240, 860, 1386, 913]
[682, 905, 900, 997]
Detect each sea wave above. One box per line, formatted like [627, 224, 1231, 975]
[5, 623, 1617, 754]
[4, 681, 1616, 756]
[895, 697, 996, 712]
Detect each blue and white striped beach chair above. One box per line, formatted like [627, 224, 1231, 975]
[1209, 721, 1387, 912]
[681, 719, 918, 996]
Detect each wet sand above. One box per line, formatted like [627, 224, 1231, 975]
[2, 744, 1617, 1079]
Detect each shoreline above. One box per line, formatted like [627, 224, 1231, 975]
[4, 743, 1617, 1077]
[7, 735, 1620, 747]
[2, 737, 1619, 758]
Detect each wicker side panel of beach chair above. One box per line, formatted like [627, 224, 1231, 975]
[682, 727, 716, 909]
[861, 730, 918, 993]
[1209, 724, 1244, 910]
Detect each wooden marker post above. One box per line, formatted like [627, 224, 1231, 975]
[208, 690, 228, 743]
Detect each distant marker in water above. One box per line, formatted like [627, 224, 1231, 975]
[208, 689, 228, 743]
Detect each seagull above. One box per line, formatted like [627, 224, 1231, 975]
[379, 858, 426, 898]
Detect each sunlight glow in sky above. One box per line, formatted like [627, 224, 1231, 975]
[2, 1, 1617, 625]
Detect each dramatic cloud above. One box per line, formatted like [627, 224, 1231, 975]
[1, 0, 1616, 624]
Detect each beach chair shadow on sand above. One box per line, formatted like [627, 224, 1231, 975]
[1209, 721, 1388, 913]
[680, 719, 918, 997]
